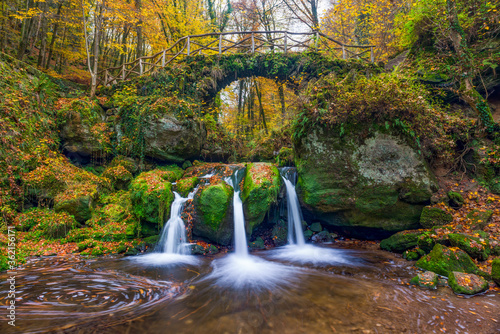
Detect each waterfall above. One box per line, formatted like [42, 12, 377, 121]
[225, 170, 249, 257]
[281, 168, 306, 246]
[156, 190, 195, 255]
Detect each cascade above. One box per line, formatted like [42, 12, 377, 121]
[225, 170, 249, 257]
[156, 191, 195, 254]
[281, 168, 306, 246]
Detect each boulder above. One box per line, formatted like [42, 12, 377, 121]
[492, 259, 500, 286]
[420, 207, 453, 229]
[448, 272, 489, 295]
[448, 233, 490, 261]
[294, 127, 437, 238]
[102, 166, 133, 190]
[176, 176, 199, 197]
[129, 170, 175, 236]
[403, 247, 425, 261]
[415, 244, 478, 277]
[467, 209, 493, 230]
[192, 182, 234, 245]
[447, 191, 464, 208]
[54, 183, 98, 223]
[241, 163, 280, 234]
[410, 271, 438, 289]
[141, 115, 206, 163]
[380, 229, 425, 253]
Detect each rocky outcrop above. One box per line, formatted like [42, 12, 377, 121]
[294, 125, 438, 238]
[140, 115, 206, 163]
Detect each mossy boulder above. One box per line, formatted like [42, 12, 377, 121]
[15, 208, 77, 239]
[87, 191, 140, 239]
[415, 244, 479, 277]
[448, 272, 489, 295]
[467, 209, 493, 230]
[176, 176, 199, 197]
[241, 163, 280, 234]
[403, 247, 426, 261]
[419, 207, 453, 229]
[193, 182, 233, 245]
[492, 258, 500, 285]
[380, 229, 425, 253]
[130, 170, 175, 236]
[54, 183, 99, 223]
[108, 155, 137, 174]
[249, 237, 266, 250]
[447, 191, 464, 208]
[102, 166, 133, 190]
[277, 147, 294, 167]
[448, 233, 490, 261]
[410, 271, 438, 289]
[294, 127, 437, 238]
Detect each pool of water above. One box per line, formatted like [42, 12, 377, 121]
[1, 245, 499, 334]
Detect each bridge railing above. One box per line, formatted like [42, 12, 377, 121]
[98, 31, 375, 87]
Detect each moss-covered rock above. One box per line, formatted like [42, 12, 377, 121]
[310, 222, 322, 232]
[249, 237, 266, 250]
[130, 170, 175, 235]
[448, 272, 489, 295]
[403, 247, 426, 261]
[102, 166, 133, 190]
[415, 244, 479, 277]
[108, 155, 137, 174]
[294, 126, 437, 237]
[380, 229, 425, 253]
[467, 209, 493, 230]
[54, 183, 98, 223]
[241, 163, 280, 234]
[272, 220, 288, 246]
[193, 182, 233, 245]
[176, 176, 199, 197]
[419, 207, 453, 229]
[15, 208, 77, 239]
[277, 147, 294, 167]
[448, 233, 490, 261]
[492, 258, 500, 285]
[447, 191, 464, 208]
[410, 271, 438, 289]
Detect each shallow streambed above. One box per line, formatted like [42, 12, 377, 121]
[1, 245, 499, 334]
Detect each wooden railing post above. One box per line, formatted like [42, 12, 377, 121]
[251, 32, 255, 53]
[284, 32, 287, 53]
[219, 34, 222, 55]
[122, 64, 125, 80]
[139, 58, 143, 75]
[371, 46, 374, 63]
[187, 36, 191, 56]
[162, 50, 166, 67]
[342, 45, 346, 59]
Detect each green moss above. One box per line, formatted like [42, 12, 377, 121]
[448, 233, 490, 261]
[420, 206, 453, 229]
[492, 258, 500, 286]
[54, 183, 98, 223]
[417, 232, 437, 253]
[403, 247, 425, 261]
[15, 208, 77, 239]
[467, 209, 493, 230]
[130, 170, 174, 230]
[176, 176, 199, 197]
[157, 165, 185, 181]
[448, 272, 489, 295]
[447, 191, 464, 208]
[272, 220, 288, 246]
[102, 166, 133, 190]
[108, 155, 137, 174]
[415, 244, 479, 277]
[198, 182, 233, 231]
[277, 147, 294, 167]
[410, 271, 438, 289]
[64, 228, 92, 242]
[380, 230, 425, 253]
[242, 163, 280, 233]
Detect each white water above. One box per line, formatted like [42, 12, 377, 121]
[283, 176, 306, 246]
[205, 168, 297, 290]
[269, 169, 351, 266]
[129, 190, 200, 266]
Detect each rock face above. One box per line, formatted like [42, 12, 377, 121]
[294, 126, 438, 238]
[141, 115, 206, 162]
[380, 229, 424, 253]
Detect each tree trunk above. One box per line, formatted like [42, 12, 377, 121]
[45, 2, 64, 69]
[255, 81, 268, 134]
[135, 0, 143, 59]
[278, 83, 286, 119]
